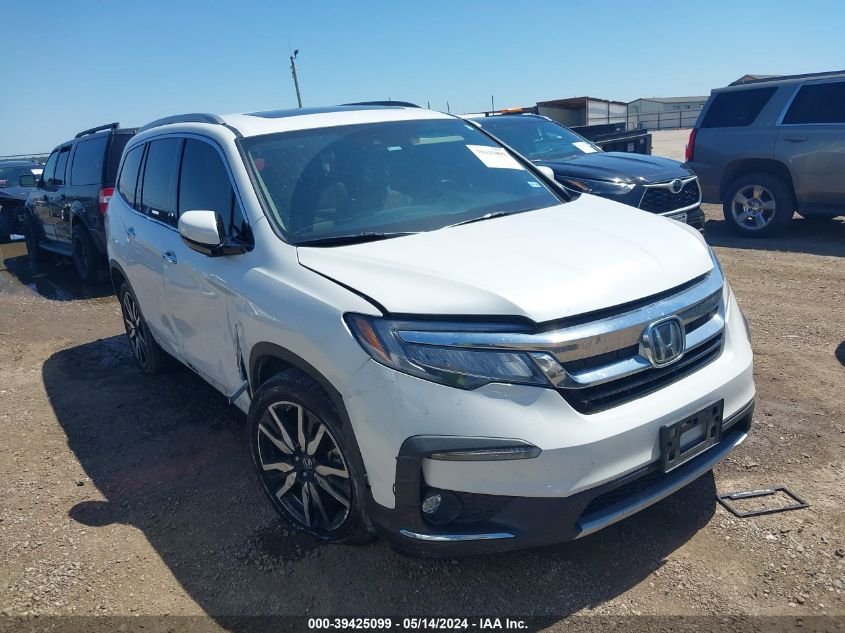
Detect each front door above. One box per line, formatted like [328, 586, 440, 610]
[47, 145, 73, 245]
[162, 138, 250, 396]
[31, 150, 58, 240]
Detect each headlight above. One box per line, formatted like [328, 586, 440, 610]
[561, 177, 635, 196]
[345, 314, 549, 389]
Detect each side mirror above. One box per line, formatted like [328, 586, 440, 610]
[536, 165, 556, 180]
[178, 209, 248, 257]
[19, 174, 35, 187]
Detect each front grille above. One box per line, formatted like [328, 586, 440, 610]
[639, 179, 701, 214]
[559, 332, 724, 414]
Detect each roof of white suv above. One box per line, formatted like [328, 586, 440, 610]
[138, 105, 453, 139]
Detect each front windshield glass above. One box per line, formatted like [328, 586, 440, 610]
[476, 117, 601, 161]
[241, 118, 563, 245]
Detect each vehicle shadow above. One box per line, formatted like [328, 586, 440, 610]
[703, 214, 845, 257]
[46, 335, 717, 623]
[0, 239, 113, 300]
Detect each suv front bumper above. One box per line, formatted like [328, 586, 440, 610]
[370, 399, 752, 556]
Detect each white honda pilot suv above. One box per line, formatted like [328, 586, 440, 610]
[106, 105, 754, 556]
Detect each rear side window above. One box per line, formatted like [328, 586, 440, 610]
[141, 138, 181, 224]
[179, 139, 248, 240]
[700, 87, 776, 128]
[53, 147, 71, 186]
[118, 145, 144, 209]
[70, 136, 107, 185]
[782, 81, 845, 124]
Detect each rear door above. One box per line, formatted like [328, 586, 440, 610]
[776, 79, 845, 208]
[30, 150, 58, 239]
[67, 134, 109, 235]
[47, 145, 73, 245]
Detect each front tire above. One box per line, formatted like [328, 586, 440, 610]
[24, 217, 48, 263]
[723, 173, 795, 237]
[248, 369, 374, 544]
[118, 282, 170, 374]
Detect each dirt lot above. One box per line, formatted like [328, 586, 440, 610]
[1, 206, 843, 629]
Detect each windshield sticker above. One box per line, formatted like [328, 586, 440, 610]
[573, 141, 598, 154]
[466, 145, 525, 170]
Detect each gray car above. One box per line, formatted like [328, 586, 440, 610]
[687, 70, 845, 237]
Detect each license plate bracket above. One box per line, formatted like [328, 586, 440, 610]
[666, 210, 688, 224]
[660, 400, 723, 473]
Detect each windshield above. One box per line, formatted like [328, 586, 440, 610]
[241, 118, 563, 245]
[475, 117, 601, 161]
[0, 165, 40, 188]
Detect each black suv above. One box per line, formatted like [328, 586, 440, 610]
[24, 123, 137, 281]
[471, 114, 704, 229]
[0, 160, 43, 243]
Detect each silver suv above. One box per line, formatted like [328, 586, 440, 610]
[686, 70, 845, 237]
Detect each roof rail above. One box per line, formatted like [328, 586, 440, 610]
[137, 113, 225, 134]
[342, 100, 420, 108]
[75, 122, 120, 139]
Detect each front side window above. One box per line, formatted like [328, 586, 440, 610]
[70, 136, 107, 186]
[476, 117, 600, 161]
[140, 138, 181, 224]
[241, 118, 562, 245]
[118, 144, 144, 209]
[782, 81, 845, 124]
[178, 139, 247, 240]
[53, 147, 71, 186]
[700, 87, 776, 128]
[40, 151, 59, 186]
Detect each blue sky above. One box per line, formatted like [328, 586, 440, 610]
[2, 0, 841, 154]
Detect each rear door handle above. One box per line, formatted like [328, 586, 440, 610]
[126, 227, 136, 239]
[162, 251, 177, 264]
[784, 136, 807, 142]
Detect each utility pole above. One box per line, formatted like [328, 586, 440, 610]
[290, 49, 303, 108]
[491, 94, 495, 112]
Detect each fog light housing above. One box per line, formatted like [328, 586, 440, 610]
[421, 493, 442, 515]
[421, 490, 462, 526]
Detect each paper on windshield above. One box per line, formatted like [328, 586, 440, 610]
[466, 145, 525, 170]
[573, 141, 598, 154]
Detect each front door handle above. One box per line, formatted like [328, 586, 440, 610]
[126, 227, 136, 239]
[162, 251, 177, 264]
[784, 136, 807, 143]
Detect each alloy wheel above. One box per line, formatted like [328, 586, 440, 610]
[731, 184, 776, 230]
[121, 291, 150, 368]
[257, 401, 352, 533]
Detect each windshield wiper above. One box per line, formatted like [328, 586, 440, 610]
[443, 211, 513, 229]
[295, 231, 417, 247]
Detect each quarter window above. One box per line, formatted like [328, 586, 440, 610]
[782, 81, 845, 124]
[70, 136, 107, 186]
[700, 87, 776, 128]
[179, 139, 248, 240]
[140, 138, 181, 224]
[118, 144, 145, 209]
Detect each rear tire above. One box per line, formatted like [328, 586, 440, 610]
[72, 224, 101, 283]
[24, 217, 48, 263]
[723, 173, 795, 238]
[248, 369, 374, 545]
[118, 281, 171, 375]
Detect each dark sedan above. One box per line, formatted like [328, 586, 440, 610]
[471, 114, 704, 230]
[0, 160, 43, 242]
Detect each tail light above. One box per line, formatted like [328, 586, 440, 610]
[98, 187, 114, 215]
[685, 129, 696, 162]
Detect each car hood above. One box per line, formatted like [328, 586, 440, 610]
[0, 186, 32, 202]
[297, 196, 713, 323]
[540, 151, 693, 185]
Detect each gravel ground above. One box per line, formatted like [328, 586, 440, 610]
[0, 206, 843, 631]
